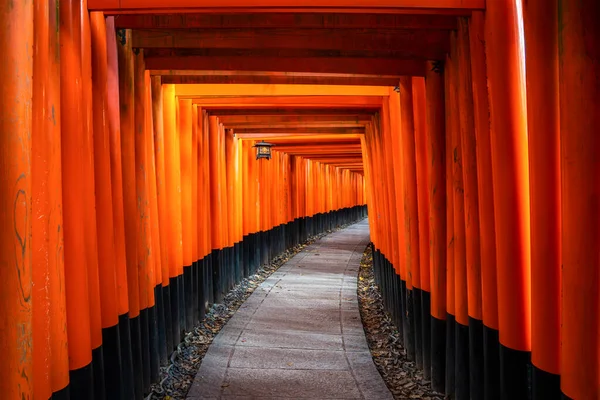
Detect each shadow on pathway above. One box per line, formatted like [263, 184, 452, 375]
[187, 219, 392, 400]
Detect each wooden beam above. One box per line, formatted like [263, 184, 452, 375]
[147, 54, 427, 76]
[275, 147, 362, 151]
[310, 155, 363, 158]
[218, 114, 372, 124]
[142, 47, 431, 59]
[233, 127, 365, 134]
[273, 146, 362, 154]
[229, 122, 366, 129]
[174, 83, 388, 97]
[235, 133, 362, 138]
[207, 108, 376, 116]
[264, 136, 362, 143]
[90, 0, 485, 12]
[313, 159, 363, 161]
[132, 28, 449, 60]
[274, 146, 362, 152]
[283, 154, 362, 158]
[115, 13, 458, 30]
[154, 70, 399, 87]
[190, 95, 384, 107]
[159, 74, 400, 86]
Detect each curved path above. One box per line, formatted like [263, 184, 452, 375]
[187, 219, 392, 400]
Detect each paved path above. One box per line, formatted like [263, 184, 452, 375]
[187, 219, 392, 400]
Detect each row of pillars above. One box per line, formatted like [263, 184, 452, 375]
[366, 2, 598, 400]
[0, 5, 367, 400]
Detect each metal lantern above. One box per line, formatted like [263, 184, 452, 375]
[253, 140, 274, 160]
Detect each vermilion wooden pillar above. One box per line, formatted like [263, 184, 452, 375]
[32, 0, 69, 397]
[389, 88, 407, 343]
[164, 85, 184, 345]
[443, 51, 456, 398]
[178, 98, 194, 332]
[144, 72, 166, 373]
[151, 77, 174, 361]
[90, 12, 123, 399]
[209, 116, 224, 301]
[106, 19, 136, 400]
[0, 0, 33, 397]
[144, 70, 161, 384]
[558, 1, 600, 399]
[399, 76, 420, 363]
[117, 28, 144, 400]
[200, 110, 214, 302]
[190, 105, 200, 323]
[133, 50, 153, 395]
[379, 111, 396, 273]
[360, 135, 377, 248]
[456, 18, 484, 400]
[447, 33, 469, 400]
[468, 12, 500, 399]
[485, 2, 532, 398]
[379, 107, 398, 263]
[196, 108, 210, 311]
[224, 128, 234, 285]
[61, 0, 94, 397]
[80, 1, 105, 395]
[413, 76, 431, 376]
[380, 103, 402, 340]
[520, 0, 562, 398]
[425, 60, 447, 394]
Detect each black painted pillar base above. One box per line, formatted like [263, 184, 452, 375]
[183, 264, 193, 332]
[168, 277, 181, 350]
[139, 307, 151, 394]
[161, 285, 173, 358]
[252, 232, 261, 274]
[191, 261, 199, 326]
[156, 285, 168, 365]
[130, 315, 144, 399]
[394, 273, 404, 342]
[69, 362, 94, 400]
[422, 291, 432, 381]
[177, 274, 185, 341]
[469, 317, 484, 400]
[455, 320, 470, 400]
[51, 385, 70, 400]
[101, 323, 123, 399]
[233, 242, 239, 284]
[92, 345, 106, 400]
[532, 365, 561, 400]
[414, 288, 424, 369]
[405, 287, 416, 361]
[118, 313, 136, 399]
[445, 313, 456, 397]
[211, 249, 222, 304]
[242, 235, 250, 278]
[484, 325, 501, 400]
[149, 299, 160, 383]
[205, 253, 214, 308]
[259, 231, 268, 266]
[198, 256, 206, 321]
[222, 247, 230, 294]
[431, 315, 446, 393]
[401, 280, 408, 351]
[499, 344, 530, 400]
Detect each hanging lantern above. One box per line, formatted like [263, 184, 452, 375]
[253, 140, 274, 160]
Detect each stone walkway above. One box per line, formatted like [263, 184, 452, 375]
[187, 219, 392, 400]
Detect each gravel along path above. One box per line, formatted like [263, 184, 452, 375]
[357, 245, 445, 400]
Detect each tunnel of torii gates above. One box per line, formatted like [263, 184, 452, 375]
[0, 0, 599, 400]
